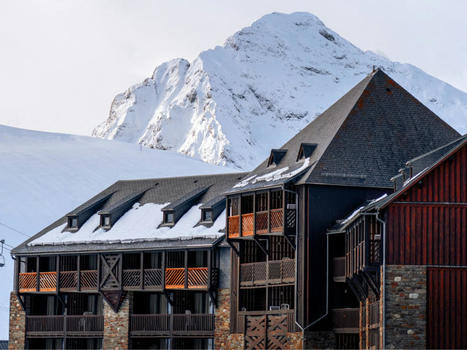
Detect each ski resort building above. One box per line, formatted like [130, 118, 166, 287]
[9, 70, 466, 349]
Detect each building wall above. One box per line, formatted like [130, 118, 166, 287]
[8, 292, 25, 350]
[303, 330, 335, 349]
[384, 265, 426, 349]
[103, 293, 131, 350]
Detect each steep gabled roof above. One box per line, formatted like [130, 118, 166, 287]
[235, 69, 460, 191]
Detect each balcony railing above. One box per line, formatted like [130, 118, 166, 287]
[331, 308, 359, 333]
[21, 267, 212, 293]
[165, 267, 213, 289]
[130, 314, 215, 337]
[228, 208, 289, 238]
[239, 258, 295, 287]
[26, 315, 104, 337]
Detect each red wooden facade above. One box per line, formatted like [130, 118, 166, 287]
[386, 143, 467, 265]
[427, 268, 467, 349]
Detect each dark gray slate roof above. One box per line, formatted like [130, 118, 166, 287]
[329, 135, 466, 233]
[13, 172, 246, 255]
[234, 69, 460, 192]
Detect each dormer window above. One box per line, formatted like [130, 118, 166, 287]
[68, 216, 78, 229]
[267, 149, 287, 167]
[201, 210, 213, 222]
[101, 214, 111, 228]
[164, 212, 175, 225]
[296, 143, 317, 161]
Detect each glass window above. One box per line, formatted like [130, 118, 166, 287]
[69, 217, 78, 228]
[103, 215, 111, 226]
[202, 210, 213, 222]
[165, 212, 174, 223]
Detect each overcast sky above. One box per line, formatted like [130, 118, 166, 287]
[1, 0, 466, 135]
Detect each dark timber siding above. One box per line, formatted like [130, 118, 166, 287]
[387, 144, 467, 265]
[427, 267, 467, 349]
[300, 184, 387, 328]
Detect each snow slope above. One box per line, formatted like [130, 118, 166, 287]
[93, 12, 467, 170]
[0, 124, 231, 338]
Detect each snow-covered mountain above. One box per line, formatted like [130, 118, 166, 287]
[0, 124, 231, 338]
[93, 12, 467, 170]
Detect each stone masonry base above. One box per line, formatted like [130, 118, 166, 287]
[8, 292, 25, 350]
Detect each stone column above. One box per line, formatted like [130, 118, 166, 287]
[384, 265, 426, 349]
[8, 292, 25, 350]
[214, 289, 244, 349]
[103, 293, 131, 350]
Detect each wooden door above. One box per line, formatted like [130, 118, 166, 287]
[244, 314, 288, 349]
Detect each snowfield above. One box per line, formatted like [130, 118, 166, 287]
[0, 124, 231, 338]
[94, 12, 467, 170]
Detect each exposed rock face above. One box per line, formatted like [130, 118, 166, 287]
[93, 12, 467, 170]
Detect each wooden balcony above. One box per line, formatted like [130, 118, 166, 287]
[130, 314, 215, 337]
[26, 315, 104, 338]
[228, 208, 288, 238]
[331, 308, 359, 333]
[165, 267, 214, 290]
[345, 215, 382, 279]
[240, 258, 295, 287]
[333, 257, 345, 283]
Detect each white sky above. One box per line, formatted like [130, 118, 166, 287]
[1, 0, 466, 135]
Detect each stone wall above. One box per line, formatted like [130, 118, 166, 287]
[287, 331, 304, 349]
[103, 293, 131, 350]
[214, 289, 244, 349]
[304, 330, 335, 349]
[384, 265, 426, 349]
[8, 292, 25, 350]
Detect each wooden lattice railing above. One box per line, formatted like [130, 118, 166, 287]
[19, 272, 37, 292]
[237, 310, 296, 334]
[240, 258, 295, 286]
[270, 209, 283, 232]
[187, 268, 209, 289]
[241, 213, 254, 236]
[255, 211, 268, 234]
[143, 268, 163, 288]
[228, 215, 240, 238]
[165, 268, 185, 289]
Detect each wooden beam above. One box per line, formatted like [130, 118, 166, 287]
[56, 255, 60, 294]
[207, 249, 212, 291]
[36, 256, 40, 292]
[267, 190, 271, 233]
[239, 196, 242, 237]
[140, 252, 144, 290]
[77, 255, 81, 292]
[97, 254, 101, 292]
[253, 192, 256, 237]
[161, 251, 166, 289]
[184, 250, 188, 289]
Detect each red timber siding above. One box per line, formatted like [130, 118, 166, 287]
[387, 144, 467, 265]
[427, 268, 467, 349]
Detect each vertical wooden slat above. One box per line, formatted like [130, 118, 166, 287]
[140, 252, 144, 290]
[36, 256, 40, 292]
[77, 255, 81, 291]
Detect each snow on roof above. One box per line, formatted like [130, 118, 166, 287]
[29, 203, 225, 246]
[233, 157, 310, 188]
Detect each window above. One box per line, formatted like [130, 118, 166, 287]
[103, 215, 111, 227]
[68, 216, 78, 229]
[202, 210, 213, 222]
[164, 212, 174, 224]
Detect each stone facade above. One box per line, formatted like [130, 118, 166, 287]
[384, 265, 426, 349]
[303, 330, 336, 349]
[103, 293, 131, 350]
[287, 331, 304, 349]
[214, 289, 245, 349]
[8, 292, 25, 350]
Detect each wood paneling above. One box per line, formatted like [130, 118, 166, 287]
[427, 268, 467, 349]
